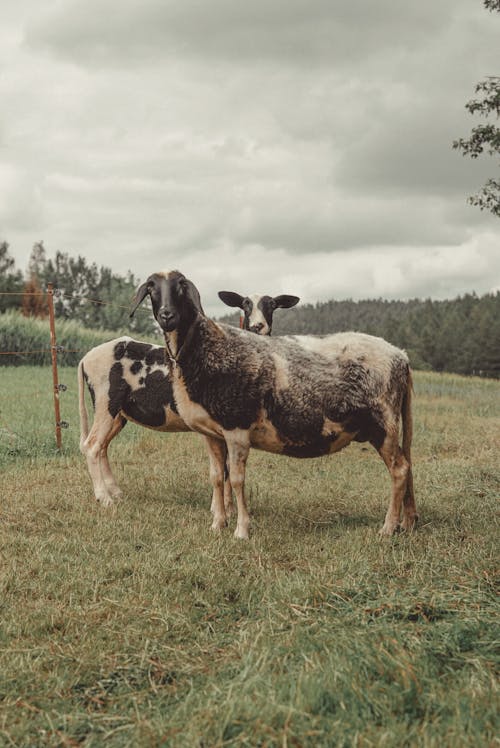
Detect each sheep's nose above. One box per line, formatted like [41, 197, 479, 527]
[250, 322, 264, 333]
[158, 308, 174, 325]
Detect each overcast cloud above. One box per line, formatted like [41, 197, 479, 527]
[1, 0, 499, 316]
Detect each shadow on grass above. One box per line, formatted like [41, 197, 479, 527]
[148, 485, 402, 536]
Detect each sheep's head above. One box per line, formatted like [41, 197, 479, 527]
[130, 271, 204, 333]
[218, 291, 299, 335]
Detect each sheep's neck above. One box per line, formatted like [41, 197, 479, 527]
[164, 311, 201, 366]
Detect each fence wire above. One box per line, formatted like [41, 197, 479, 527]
[0, 285, 149, 450]
[0, 286, 150, 357]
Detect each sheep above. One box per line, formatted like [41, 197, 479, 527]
[78, 287, 298, 508]
[218, 291, 299, 335]
[78, 337, 189, 507]
[130, 270, 417, 540]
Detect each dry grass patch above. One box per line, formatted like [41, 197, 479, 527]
[0, 368, 498, 746]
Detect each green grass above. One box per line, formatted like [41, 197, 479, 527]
[0, 311, 157, 368]
[0, 367, 499, 746]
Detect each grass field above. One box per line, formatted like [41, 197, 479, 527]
[0, 366, 499, 746]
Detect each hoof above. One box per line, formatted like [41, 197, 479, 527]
[234, 527, 249, 540]
[379, 523, 399, 537]
[400, 514, 419, 532]
[97, 495, 114, 508]
[211, 517, 228, 532]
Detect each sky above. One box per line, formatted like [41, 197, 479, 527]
[1, 0, 499, 318]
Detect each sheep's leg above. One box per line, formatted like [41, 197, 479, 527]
[225, 431, 251, 540]
[401, 466, 418, 531]
[99, 416, 126, 500]
[209, 443, 233, 518]
[204, 436, 227, 531]
[376, 431, 410, 536]
[400, 370, 417, 532]
[223, 446, 234, 518]
[81, 410, 117, 507]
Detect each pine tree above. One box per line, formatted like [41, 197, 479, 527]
[0, 241, 23, 313]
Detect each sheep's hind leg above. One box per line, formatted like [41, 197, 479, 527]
[400, 466, 418, 532]
[99, 416, 126, 500]
[83, 442, 114, 507]
[376, 431, 410, 536]
[81, 412, 117, 507]
[223, 447, 234, 518]
[225, 431, 251, 540]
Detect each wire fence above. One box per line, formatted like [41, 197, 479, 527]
[0, 285, 146, 451]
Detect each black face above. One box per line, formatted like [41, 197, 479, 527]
[130, 271, 204, 333]
[152, 273, 182, 332]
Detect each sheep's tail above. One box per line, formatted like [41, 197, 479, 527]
[402, 367, 413, 463]
[78, 359, 90, 450]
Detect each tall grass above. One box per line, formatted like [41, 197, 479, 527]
[0, 368, 498, 746]
[0, 311, 157, 367]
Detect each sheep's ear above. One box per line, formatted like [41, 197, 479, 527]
[184, 278, 205, 316]
[129, 281, 150, 317]
[218, 291, 245, 309]
[273, 294, 300, 309]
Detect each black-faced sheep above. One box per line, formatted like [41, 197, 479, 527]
[79, 285, 299, 511]
[130, 271, 416, 540]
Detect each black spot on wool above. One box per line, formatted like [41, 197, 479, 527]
[130, 360, 142, 375]
[283, 438, 338, 458]
[346, 409, 386, 450]
[108, 362, 129, 418]
[122, 370, 175, 427]
[108, 345, 176, 427]
[113, 341, 126, 360]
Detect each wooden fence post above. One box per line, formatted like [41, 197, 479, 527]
[47, 282, 62, 450]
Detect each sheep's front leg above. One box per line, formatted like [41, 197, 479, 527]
[204, 436, 227, 531]
[209, 442, 234, 518]
[224, 430, 251, 540]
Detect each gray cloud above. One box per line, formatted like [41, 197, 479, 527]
[0, 0, 498, 315]
[26, 0, 458, 67]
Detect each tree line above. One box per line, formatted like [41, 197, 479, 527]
[0, 241, 154, 335]
[1, 241, 499, 377]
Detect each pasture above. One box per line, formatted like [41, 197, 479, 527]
[0, 366, 498, 746]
